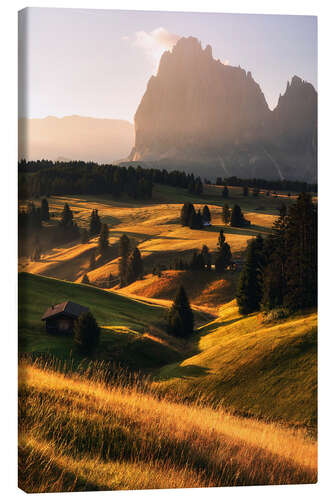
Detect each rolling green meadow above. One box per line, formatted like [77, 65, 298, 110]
[18, 179, 317, 492]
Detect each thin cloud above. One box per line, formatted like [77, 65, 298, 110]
[132, 27, 181, 72]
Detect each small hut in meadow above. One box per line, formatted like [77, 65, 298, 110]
[42, 301, 89, 334]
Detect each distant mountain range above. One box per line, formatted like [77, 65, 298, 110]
[18, 115, 134, 164]
[128, 37, 317, 182]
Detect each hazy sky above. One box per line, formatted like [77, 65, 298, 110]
[18, 7, 317, 123]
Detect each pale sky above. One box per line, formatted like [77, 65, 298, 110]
[18, 7, 317, 123]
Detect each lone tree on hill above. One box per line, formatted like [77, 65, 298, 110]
[74, 311, 100, 356]
[180, 202, 195, 226]
[167, 286, 194, 339]
[236, 235, 264, 314]
[202, 205, 211, 224]
[222, 185, 229, 199]
[89, 209, 101, 236]
[119, 234, 131, 287]
[60, 203, 73, 227]
[98, 223, 109, 256]
[126, 247, 143, 285]
[215, 242, 232, 273]
[222, 203, 231, 224]
[217, 229, 226, 250]
[230, 204, 249, 227]
[201, 244, 211, 271]
[40, 198, 50, 221]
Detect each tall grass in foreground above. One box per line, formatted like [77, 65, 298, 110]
[18, 358, 317, 493]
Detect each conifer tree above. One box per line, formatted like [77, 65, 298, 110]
[215, 242, 232, 273]
[243, 186, 249, 197]
[40, 198, 50, 221]
[60, 203, 73, 227]
[236, 237, 263, 314]
[167, 286, 194, 338]
[222, 203, 231, 224]
[89, 209, 101, 236]
[126, 247, 143, 284]
[202, 205, 211, 224]
[74, 311, 100, 356]
[230, 204, 249, 227]
[119, 234, 131, 287]
[217, 229, 225, 250]
[201, 244, 211, 271]
[98, 223, 109, 256]
[222, 185, 229, 198]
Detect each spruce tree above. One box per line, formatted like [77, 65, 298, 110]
[222, 185, 229, 198]
[201, 245, 211, 271]
[89, 209, 101, 236]
[180, 202, 195, 226]
[40, 198, 50, 221]
[126, 247, 143, 284]
[215, 242, 232, 273]
[230, 204, 249, 227]
[119, 234, 131, 287]
[243, 186, 249, 197]
[60, 203, 73, 227]
[217, 229, 225, 250]
[98, 223, 109, 256]
[202, 205, 211, 224]
[74, 311, 100, 356]
[236, 238, 263, 314]
[167, 286, 194, 338]
[222, 203, 231, 224]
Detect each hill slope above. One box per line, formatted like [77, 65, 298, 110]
[18, 273, 186, 371]
[19, 359, 317, 493]
[156, 301, 317, 430]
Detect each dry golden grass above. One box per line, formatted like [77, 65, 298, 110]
[18, 359, 317, 493]
[19, 194, 277, 284]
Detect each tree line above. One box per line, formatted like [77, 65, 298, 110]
[18, 160, 196, 200]
[236, 193, 317, 314]
[217, 176, 317, 194]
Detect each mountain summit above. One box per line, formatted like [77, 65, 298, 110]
[129, 37, 317, 181]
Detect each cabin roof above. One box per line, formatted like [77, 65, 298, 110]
[42, 301, 89, 321]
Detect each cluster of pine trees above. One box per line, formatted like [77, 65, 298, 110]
[118, 234, 143, 287]
[220, 176, 317, 193]
[237, 193, 317, 314]
[221, 203, 250, 227]
[18, 160, 199, 200]
[167, 286, 194, 339]
[180, 203, 211, 229]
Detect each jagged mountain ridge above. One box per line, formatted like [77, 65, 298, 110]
[129, 37, 317, 182]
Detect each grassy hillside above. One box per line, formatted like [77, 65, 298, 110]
[156, 301, 317, 431]
[18, 272, 190, 371]
[19, 185, 279, 282]
[117, 270, 238, 313]
[19, 359, 317, 493]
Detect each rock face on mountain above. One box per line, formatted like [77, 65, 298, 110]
[19, 115, 134, 164]
[129, 37, 317, 182]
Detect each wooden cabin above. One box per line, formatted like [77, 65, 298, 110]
[42, 301, 89, 334]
